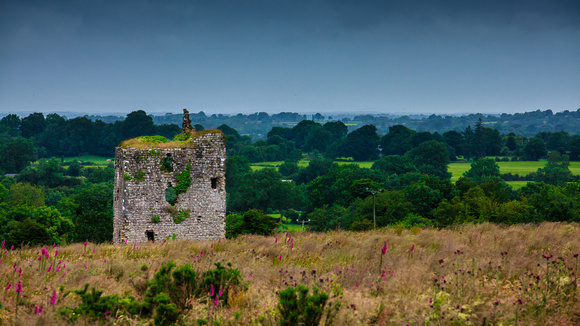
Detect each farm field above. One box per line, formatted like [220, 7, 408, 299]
[251, 159, 580, 185]
[33, 156, 113, 167]
[1, 223, 578, 325]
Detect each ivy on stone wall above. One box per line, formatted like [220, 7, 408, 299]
[175, 164, 192, 196]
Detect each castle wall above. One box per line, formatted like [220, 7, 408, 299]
[113, 131, 226, 243]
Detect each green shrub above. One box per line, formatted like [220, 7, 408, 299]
[151, 215, 160, 223]
[139, 135, 169, 143]
[175, 164, 191, 196]
[278, 285, 335, 326]
[173, 133, 191, 142]
[350, 219, 373, 231]
[160, 156, 173, 172]
[134, 169, 146, 183]
[123, 172, 132, 180]
[173, 209, 190, 224]
[200, 262, 243, 305]
[165, 187, 177, 206]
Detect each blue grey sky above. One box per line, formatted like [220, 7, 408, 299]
[1, 0, 579, 115]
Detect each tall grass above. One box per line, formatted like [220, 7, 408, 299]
[2, 223, 579, 325]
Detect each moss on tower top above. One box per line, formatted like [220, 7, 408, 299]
[118, 129, 223, 149]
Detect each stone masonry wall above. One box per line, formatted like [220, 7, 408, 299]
[113, 131, 225, 243]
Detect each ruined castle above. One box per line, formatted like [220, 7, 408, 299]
[113, 109, 226, 243]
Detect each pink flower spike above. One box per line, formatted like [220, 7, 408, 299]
[39, 304, 43, 316]
[53, 243, 56, 248]
[214, 295, 219, 306]
[209, 284, 215, 297]
[16, 280, 22, 293]
[218, 238, 221, 243]
[93, 248, 95, 252]
[411, 244, 415, 252]
[219, 286, 223, 297]
[279, 254, 282, 260]
[291, 243, 294, 249]
[381, 241, 387, 255]
[48, 264, 53, 272]
[85, 265, 87, 271]
[356, 282, 359, 289]
[62, 272, 66, 278]
[211, 244, 213, 248]
[56, 266, 61, 272]
[5, 282, 11, 290]
[11, 245, 14, 250]
[249, 272, 253, 279]
[84, 240, 88, 247]
[34, 305, 39, 314]
[51, 290, 57, 305]
[18, 268, 21, 277]
[104, 259, 107, 263]
[55, 250, 59, 257]
[1, 240, 4, 248]
[275, 237, 278, 243]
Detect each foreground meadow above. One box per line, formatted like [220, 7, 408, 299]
[2, 223, 579, 325]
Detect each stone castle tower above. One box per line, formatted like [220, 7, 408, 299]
[113, 109, 226, 243]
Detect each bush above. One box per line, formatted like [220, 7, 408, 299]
[278, 285, 338, 326]
[151, 215, 160, 223]
[139, 135, 169, 143]
[173, 209, 190, 224]
[350, 219, 373, 231]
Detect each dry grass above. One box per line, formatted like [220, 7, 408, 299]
[2, 223, 580, 325]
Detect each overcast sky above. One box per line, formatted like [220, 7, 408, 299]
[1, 0, 579, 116]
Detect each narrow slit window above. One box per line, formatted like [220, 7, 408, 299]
[146, 230, 155, 242]
[211, 178, 218, 189]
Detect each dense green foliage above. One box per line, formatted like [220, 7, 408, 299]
[1, 109, 580, 247]
[60, 261, 243, 325]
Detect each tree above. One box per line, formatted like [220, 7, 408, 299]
[7, 183, 45, 207]
[121, 110, 155, 139]
[340, 124, 380, 161]
[371, 155, 417, 175]
[323, 121, 348, 141]
[443, 130, 464, 159]
[225, 156, 251, 193]
[0, 114, 21, 135]
[534, 152, 572, 186]
[505, 136, 518, 151]
[0, 136, 36, 173]
[405, 140, 451, 179]
[568, 135, 580, 161]
[294, 159, 338, 185]
[20, 112, 47, 138]
[228, 168, 302, 213]
[381, 125, 415, 155]
[350, 190, 412, 227]
[524, 137, 548, 161]
[463, 158, 500, 182]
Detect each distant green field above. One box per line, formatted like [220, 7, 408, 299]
[62, 156, 113, 166]
[252, 159, 580, 186]
[449, 161, 580, 181]
[32, 155, 113, 167]
[250, 159, 373, 171]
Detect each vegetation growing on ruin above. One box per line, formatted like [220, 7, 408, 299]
[151, 215, 160, 223]
[173, 209, 191, 224]
[175, 164, 192, 196]
[118, 130, 223, 149]
[134, 169, 146, 183]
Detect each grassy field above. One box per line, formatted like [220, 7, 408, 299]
[252, 159, 580, 187]
[32, 156, 114, 167]
[2, 223, 578, 325]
